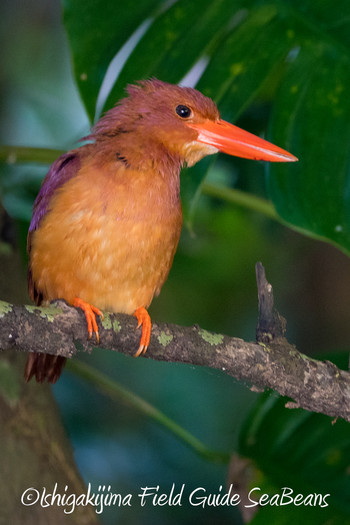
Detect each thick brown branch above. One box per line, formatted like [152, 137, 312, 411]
[0, 268, 349, 422]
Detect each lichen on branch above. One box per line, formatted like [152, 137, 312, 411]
[0, 264, 349, 422]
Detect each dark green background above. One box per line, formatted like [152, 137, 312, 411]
[1, 0, 350, 523]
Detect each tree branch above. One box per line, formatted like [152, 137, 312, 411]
[0, 264, 349, 422]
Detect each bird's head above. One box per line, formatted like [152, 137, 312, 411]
[94, 79, 297, 168]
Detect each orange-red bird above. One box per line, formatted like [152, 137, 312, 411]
[25, 79, 297, 383]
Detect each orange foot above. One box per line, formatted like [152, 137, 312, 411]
[73, 297, 104, 343]
[133, 307, 152, 357]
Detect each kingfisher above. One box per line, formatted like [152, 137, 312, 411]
[25, 78, 297, 383]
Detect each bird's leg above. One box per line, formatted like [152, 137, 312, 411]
[133, 307, 152, 357]
[73, 297, 104, 343]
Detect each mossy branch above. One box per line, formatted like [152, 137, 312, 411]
[0, 264, 349, 422]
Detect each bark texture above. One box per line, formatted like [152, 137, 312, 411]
[0, 264, 349, 422]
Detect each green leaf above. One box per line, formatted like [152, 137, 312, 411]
[268, 39, 350, 253]
[283, 0, 350, 51]
[62, 0, 350, 254]
[62, 0, 164, 120]
[197, 4, 295, 119]
[103, 0, 239, 113]
[239, 389, 350, 521]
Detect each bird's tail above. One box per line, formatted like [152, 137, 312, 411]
[24, 352, 66, 384]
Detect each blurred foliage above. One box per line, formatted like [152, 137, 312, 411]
[1, 0, 350, 524]
[240, 360, 350, 523]
[64, 0, 350, 253]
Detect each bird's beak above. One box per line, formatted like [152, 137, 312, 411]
[187, 119, 298, 162]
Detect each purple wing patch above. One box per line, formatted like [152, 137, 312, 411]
[27, 152, 80, 304]
[29, 153, 81, 232]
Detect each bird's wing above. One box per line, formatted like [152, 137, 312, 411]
[27, 152, 81, 303]
[28, 153, 81, 235]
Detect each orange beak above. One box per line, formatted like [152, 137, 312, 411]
[187, 119, 298, 162]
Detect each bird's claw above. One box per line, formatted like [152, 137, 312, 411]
[73, 297, 103, 343]
[133, 307, 152, 357]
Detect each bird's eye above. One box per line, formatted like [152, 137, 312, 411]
[175, 105, 192, 119]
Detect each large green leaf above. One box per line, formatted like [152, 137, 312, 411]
[62, 0, 350, 253]
[196, 4, 298, 119]
[62, 0, 165, 120]
[239, 386, 350, 523]
[268, 40, 350, 253]
[104, 0, 240, 112]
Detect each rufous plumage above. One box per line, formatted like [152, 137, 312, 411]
[25, 79, 297, 383]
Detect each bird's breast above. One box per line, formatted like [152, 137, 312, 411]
[30, 162, 182, 313]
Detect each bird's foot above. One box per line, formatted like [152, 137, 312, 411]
[73, 297, 104, 343]
[133, 307, 152, 357]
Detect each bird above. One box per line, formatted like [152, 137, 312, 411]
[24, 78, 297, 383]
